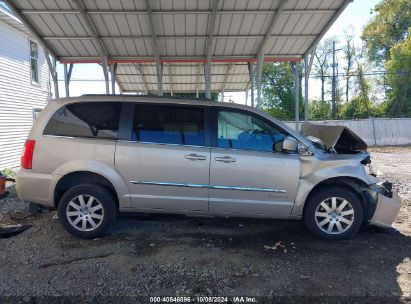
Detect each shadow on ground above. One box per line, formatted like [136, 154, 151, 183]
[1, 189, 410, 301]
[53, 213, 410, 299]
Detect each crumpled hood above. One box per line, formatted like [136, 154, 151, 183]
[300, 123, 367, 154]
[316, 151, 370, 162]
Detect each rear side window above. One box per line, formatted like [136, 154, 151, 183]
[43, 102, 122, 140]
[131, 104, 205, 146]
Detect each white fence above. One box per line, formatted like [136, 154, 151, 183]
[284, 118, 411, 146]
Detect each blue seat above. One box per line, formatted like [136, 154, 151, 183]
[139, 130, 181, 144]
[218, 138, 230, 148]
[184, 132, 204, 146]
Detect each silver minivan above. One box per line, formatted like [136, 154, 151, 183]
[16, 95, 401, 240]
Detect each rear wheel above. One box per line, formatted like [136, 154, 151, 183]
[58, 183, 117, 239]
[304, 187, 364, 240]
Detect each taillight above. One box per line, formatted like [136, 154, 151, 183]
[21, 139, 36, 169]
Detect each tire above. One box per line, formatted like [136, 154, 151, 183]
[58, 183, 117, 239]
[303, 186, 364, 240]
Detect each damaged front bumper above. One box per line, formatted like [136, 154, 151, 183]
[367, 182, 402, 228]
[371, 191, 402, 228]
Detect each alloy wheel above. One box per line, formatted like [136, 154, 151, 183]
[314, 197, 355, 234]
[66, 194, 104, 232]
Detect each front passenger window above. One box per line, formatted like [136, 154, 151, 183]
[217, 111, 287, 152]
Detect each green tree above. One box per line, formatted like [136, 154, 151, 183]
[362, 0, 411, 65]
[313, 38, 334, 103]
[342, 26, 357, 103]
[339, 58, 385, 119]
[260, 62, 303, 120]
[362, 0, 411, 117]
[309, 100, 331, 120]
[385, 29, 411, 116]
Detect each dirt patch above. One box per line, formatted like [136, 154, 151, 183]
[0, 147, 410, 302]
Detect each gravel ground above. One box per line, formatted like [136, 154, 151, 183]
[0, 147, 410, 303]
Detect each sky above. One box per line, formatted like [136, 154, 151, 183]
[52, 0, 381, 102]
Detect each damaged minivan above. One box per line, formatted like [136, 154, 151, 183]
[16, 96, 402, 240]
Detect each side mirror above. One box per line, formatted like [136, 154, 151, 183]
[281, 136, 298, 153]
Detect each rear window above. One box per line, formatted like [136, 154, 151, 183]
[43, 102, 122, 140]
[131, 104, 205, 146]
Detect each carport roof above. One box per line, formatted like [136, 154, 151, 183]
[5, 0, 351, 94]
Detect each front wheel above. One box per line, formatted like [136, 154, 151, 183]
[58, 183, 117, 239]
[303, 187, 364, 240]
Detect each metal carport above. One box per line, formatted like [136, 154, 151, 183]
[4, 0, 352, 127]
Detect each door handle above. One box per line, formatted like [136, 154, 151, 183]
[215, 156, 236, 163]
[185, 153, 206, 161]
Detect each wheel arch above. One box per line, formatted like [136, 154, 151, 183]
[302, 176, 369, 221]
[50, 160, 131, 209]
[54, 171, 119, 208]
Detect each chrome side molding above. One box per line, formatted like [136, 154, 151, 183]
[130, 180, 287, 193]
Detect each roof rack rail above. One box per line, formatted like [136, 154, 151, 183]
[81, 94, 216, 102]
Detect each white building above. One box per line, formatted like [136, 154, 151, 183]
[0, 4, 50, 169]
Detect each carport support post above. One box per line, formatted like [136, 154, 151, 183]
[256, 53, 264, 108]
[156, 61, 163, 96]
[304, 54, 309, 123]
[291, 62, 300, 132]
[63, 63, 68, 97]
[204, 61, 211, 99]
[63, 63, 73, 97]
[45, 52, 59, 99]
[248, 62, 254, 107]
[101, 57, 109, 94]
[52, 57, 59, 99]
[196, 65, 200, 99]
[304, 45, 317, 123]
[110, 63, 118, 95]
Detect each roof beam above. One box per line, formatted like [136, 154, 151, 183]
[205, 0, 219, 62]
[204, 0, 219, 99]
[256, 0, 288, 60]
[20, 9, 335, 15]
[255, 0, 288, 107]
[122, 89, 240, 94]
[120, 81, 246, 85]
[116, 72, 249, 77]
[43, 34, 317, 40]
[304, 0, 353, 57]
[71, 0, 108, 62]
[58, 55, 302, 63]
[144, 0, 163, 96]
[72, 0, 110, 94]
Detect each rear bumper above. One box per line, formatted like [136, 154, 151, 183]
[15, 170, 55, 207]
[370, 191, 402, 228]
